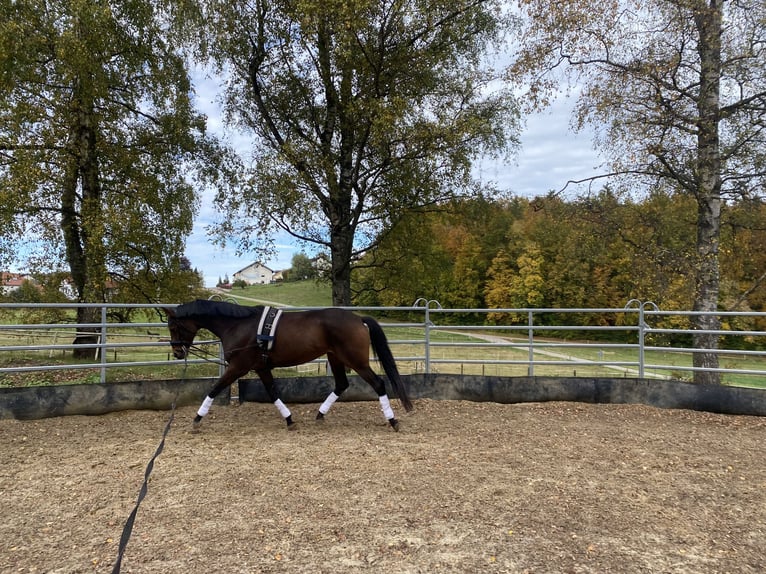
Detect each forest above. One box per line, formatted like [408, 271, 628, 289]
[353, 191, 766, 322]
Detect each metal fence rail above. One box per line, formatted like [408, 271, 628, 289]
[1, 302, 765, 387]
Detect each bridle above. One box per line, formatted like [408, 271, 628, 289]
[167, 315, 225, 365]
[167, 316, 195, 353]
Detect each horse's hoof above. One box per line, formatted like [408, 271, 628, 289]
[287, 422, 299, 431]
[191, 422, 202, 434]
[389, 418, 400, 432]
[316, 412, 325, 422]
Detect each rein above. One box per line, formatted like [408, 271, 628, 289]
[185, 342, 225, 365]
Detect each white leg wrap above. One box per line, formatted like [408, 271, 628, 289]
[379, 394, 395, 420]
[319, 392, 339, 415]
[274, 398, 291, 419]
[197, 395, 214, 417]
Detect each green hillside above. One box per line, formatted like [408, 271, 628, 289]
[213, 280, 333, 307]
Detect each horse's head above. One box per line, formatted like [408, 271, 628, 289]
[164, 307, 199, 360]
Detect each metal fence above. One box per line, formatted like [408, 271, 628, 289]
[1, 301, 765, 388]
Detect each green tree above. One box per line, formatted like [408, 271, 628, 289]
[289, 253, 317, 282]
[173, 0, 518, 305]
[485, 249, 516, 323]
[485, 243, 545, 324]
[721, 199, 766, 315]
[7, 279, 42, 303]
[0, 0, 225, 354]
[512, 0, 766, 383]
[106, 257, 207, 312]
[509, 244, 545, 308]
[353, 207, 454, 306]
[355, 196, 521, 308]
[615, 190, 697, 309]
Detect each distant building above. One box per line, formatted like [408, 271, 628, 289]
[58, 277, 119, 300]
[0, 272, 28, 295]
[313, 253, 331, 275]
[233, 262, 276, 285]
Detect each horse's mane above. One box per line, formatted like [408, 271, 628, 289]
[175, 299, 262, 320]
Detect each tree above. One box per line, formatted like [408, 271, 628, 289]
[353, 207, 456, 306]
[289, 252, 317, 282]
[7, 278, 42, 304]
[721, 198, 766, 314]
[173, 0, 518, 305]
[511, 0, 766, 383]
[485, 249, 516, 322]
[354, 196, 521, 308]
[0, 0, 226, 355]
[109, 257, 207, 313]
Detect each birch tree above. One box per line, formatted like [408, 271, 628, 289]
[0, 0, 224, 352]
[511, 0, 766, 383]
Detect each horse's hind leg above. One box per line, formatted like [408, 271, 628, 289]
[357, 366, 401, 431]
[257, 369, 296, 429]
[316, 354, 350, 421]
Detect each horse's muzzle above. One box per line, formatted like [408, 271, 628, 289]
[172, 346, 188, 360]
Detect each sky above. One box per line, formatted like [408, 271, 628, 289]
[186, 75, 604, 288]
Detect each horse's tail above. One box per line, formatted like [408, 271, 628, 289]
[362, 317, 414, 412]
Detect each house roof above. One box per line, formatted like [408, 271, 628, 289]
[233, 262, 274, 275]
[0, 272, 27, 287]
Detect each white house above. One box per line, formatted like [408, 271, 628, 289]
[0, 272, 27, 296]
[233, 262, 275, 285]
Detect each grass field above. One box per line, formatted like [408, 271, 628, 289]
[216, 280, 332, 307]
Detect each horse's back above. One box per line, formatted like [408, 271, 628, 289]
[270, 308, 370, 366]
[285, 307, 368, 338]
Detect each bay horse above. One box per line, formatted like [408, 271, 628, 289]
[164, 299, 413, 431]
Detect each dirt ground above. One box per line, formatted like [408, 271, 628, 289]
[1, 398, 765, 574]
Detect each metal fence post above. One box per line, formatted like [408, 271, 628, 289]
[528, 310, 534, 377]
[100, 305, 108, 384]
[424, 304, 431, 374]
[625, 299, 659, 379]
[414, 298, 441, 375]
[219, 341, 226, 378]
[637, 304, 645, 379]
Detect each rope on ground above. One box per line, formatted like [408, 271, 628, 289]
[110, 364, 185, 574]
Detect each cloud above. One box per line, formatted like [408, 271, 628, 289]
[184, 228, 297, 288]
[184, 69, 298, 287]
[475, 96, 603, 197]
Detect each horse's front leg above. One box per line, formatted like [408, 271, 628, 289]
[193, 365, 245, 432]
[257, 369, 296, 429]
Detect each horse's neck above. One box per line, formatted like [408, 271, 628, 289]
[196, 316, 228, 339]
[198, 314, 252, 339]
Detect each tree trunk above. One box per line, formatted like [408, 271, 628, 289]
[73, 306, 101, 360]
[63, 74, 105, 359]
[328, 193, 354, 306]
[61, 164, 100, 360]
[329, 65, 356, 307]
[330, 238, 353, 306]
[691, 1, 722, 384]
[692, 195, 721, 384]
